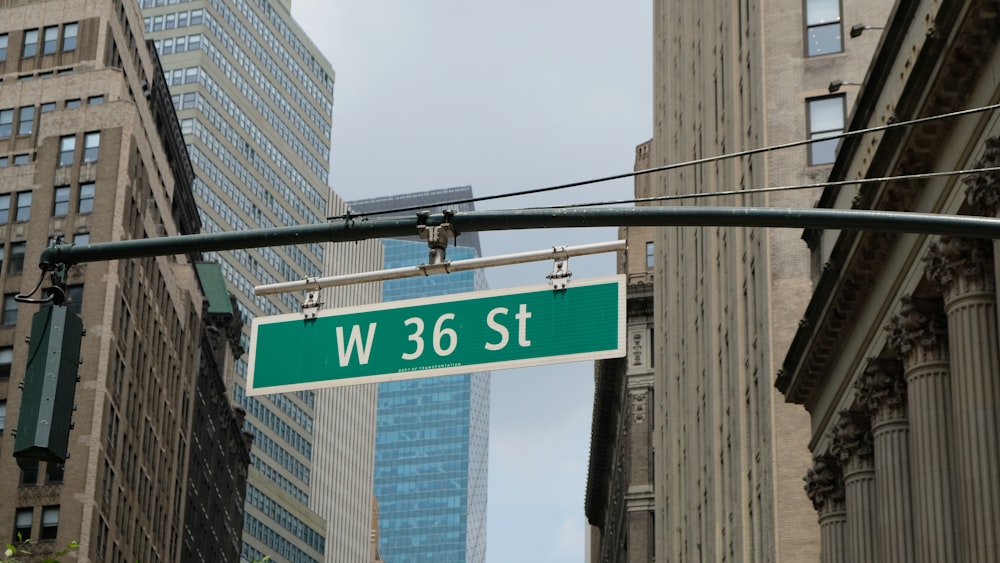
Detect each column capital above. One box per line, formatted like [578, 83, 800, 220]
[886, 295, 948, 360]
[804, 456, 846, 515]
[855, 358, 907, 422]
[923, 236, 995, 297]
[963, 136, 1000, 216]
[830, 410, 874, 465]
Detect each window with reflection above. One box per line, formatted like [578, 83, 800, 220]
[83, 132, 100, 162]
[22, 29, 38, 58]
[807, 95, 845, 165]
[58, 135, 75, 166]
[805, 0, 842, 56]
[79, 182, 94, 213]
[0, 109, 13, 138]
[53, 186, 70, 216]
[42, 26, 58, 55]
[62, 23, 78, 52]
[9, 242, 25, 274]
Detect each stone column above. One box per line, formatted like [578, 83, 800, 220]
[805, 456, 847, 563]
[830, 411, 877, 563]
[963, 135, 1000, 312]
[855, 358, 914, 563]
[925, 237, 1000, 562]
[885, 295, 956, 563]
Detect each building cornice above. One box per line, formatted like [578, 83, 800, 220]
[778, 0, 1000, 405]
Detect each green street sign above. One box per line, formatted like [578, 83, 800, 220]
[247, 275, 625, 394]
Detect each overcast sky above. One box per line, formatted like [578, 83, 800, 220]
[288, 1, 652, 561]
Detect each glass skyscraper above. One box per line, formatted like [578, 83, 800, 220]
[350, 188, 490, 563]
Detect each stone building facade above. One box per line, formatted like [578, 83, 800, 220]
[642, 0, 891, 560]
[0, 1, 246, 561]
[778, 0, 1000, 561]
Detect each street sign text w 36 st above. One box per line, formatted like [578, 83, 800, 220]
[247, 275, 625, 394]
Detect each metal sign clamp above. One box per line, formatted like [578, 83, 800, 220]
[546, 246, 572, 290]
[417, 210, 456, 265]
[301, 277, 322, 320]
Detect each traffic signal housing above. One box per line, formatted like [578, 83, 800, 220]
[13, 303, 84, 465]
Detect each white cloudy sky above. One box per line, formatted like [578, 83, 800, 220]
[288, 1, 652, 561]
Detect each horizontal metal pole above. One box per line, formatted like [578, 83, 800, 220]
[254, 240, 626, 295]
[39, 207, 1000, 269]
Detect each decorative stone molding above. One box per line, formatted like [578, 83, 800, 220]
[804, 456, 846, 514]
[629, 390, 648, 424]
[923, 236, 995, 295]
[855, 359, 907, 422]
[886, 296, 947, 359]
[963, 136, 1000, 216]
[16, 484, 61, 506]
[830, 410, 874, 464]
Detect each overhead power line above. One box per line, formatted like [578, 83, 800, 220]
[332, 102, 1000, 220]
[543, 166, 1000, 209]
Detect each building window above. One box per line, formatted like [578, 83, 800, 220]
[73, 232, 89, 246]
[15, 191, 31, 222]
[807, 95, 845, 165]
[88, 95, 104, 105]
[2, 294, 17, 325]
[0, 346, 11, 378]
[805, 0, 842, 57]
[83, 132, 100, 162]
[46, 463, 64, 484]
[17, 106, 33, 136]
[9, 242, 25, 274]
[0, 194, 9, 224]
[62, 23, 78, 52]
[19, 460, 38, 486]
[646, 241, 654, 268]
[13, 508, 31, 541]
[0, 109, 13, 138]
[65, 99, 80, 109]
[0, 157, 7, 168]
[42, 26, 58, 55]
[0, 400, 5, 432]
[67, 285, 83, 316]
[58, 136, 75, 166]
[53, 186, 70, 217]
[40, 102, 56, 113]
[79, 182, 94, 213]
[22, 29, 38, 58]
[13, 154, 29, 166]
[0, 33, 7, 61]
[40, 506, 59, 540]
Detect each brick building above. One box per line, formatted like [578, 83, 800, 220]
[0, 1, 247, 561]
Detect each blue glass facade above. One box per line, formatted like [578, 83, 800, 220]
[375, 239, 490, 563]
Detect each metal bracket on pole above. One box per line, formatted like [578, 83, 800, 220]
[546, 246, 572, 290]
[417, 210, 456, 265]
[301, 278, 322, 320]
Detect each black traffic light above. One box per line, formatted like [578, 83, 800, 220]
[13, 303, 84, 465]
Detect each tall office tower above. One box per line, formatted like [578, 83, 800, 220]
[0, 1, 247, 561]
[349, 187, 490, 563]
[139, 1, 338, 560]
[311, 196, 383, 563]
[637, 0, 892, 561]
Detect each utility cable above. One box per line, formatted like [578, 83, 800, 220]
[538, 166, 1000, 209]
[331, 102, 1000, 220]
